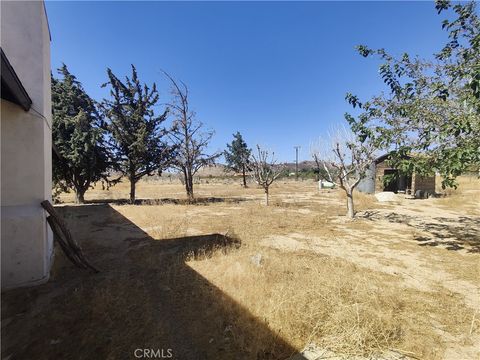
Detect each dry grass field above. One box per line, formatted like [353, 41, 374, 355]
[2, 176, 479, 359]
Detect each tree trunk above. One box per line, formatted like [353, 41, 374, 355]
[346, 190, 355, 218]
[185, 168, 194, 202]
[75, 189, 85, 204]
[186, 181, 194, 202]
[242, 165, 247, 188]
[264, 187, 269, 206]
[130, 177, 136, 204]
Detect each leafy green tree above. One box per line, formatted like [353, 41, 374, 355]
[345, 0, 480, 188]
[52, 64, 111, 203]
[100, 65, 174, 203]
[224, 132, 252, 187]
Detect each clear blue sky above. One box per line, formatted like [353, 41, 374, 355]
[46, 1, 451, 162]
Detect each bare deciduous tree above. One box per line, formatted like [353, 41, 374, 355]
[163, 71, 221, 202]
[310, 142, 323, 182]
[312, 128, 377, 218]
[250, 145, 283, 205]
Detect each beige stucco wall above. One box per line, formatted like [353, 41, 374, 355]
[1, 1, 53, 289]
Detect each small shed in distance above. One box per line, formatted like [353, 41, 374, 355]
[357, 154, 436, 196]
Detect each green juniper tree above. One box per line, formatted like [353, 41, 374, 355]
[101, 65, 174, 203]
[52, 64, 111, 204]
[224, 132, 252, 187]
[345, 0, 480, 189]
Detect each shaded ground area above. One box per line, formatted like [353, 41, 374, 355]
[1, 204, 303, 360]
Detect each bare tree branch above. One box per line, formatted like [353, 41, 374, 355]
[162, 71, 221, 201]
[311, 127, 378, 218]
[250, 145, 284, 205]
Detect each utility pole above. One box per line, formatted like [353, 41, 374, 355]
[294, 146, 301, 181]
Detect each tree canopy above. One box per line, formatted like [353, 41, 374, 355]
[100, 65, 174, 203]
[52, 64, 111, 203]
[224, 132, 251, 187]
[345, 0, 480, 188]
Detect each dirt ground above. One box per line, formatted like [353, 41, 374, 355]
[2, 177, 479, 359]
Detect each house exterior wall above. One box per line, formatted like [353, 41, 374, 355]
[411, 173, 436, 195]
[374, 160, 391, 193]
[358, 156, 436, 195]
[1, 1, 53, 289]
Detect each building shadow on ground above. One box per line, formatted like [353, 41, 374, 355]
[1, 204, 305, 360]
[360, 210, 480, 253]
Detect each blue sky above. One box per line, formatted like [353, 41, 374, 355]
[46, 1, 451, 162]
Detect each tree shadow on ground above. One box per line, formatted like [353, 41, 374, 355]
[359, 211, 480, 253]
[85, 197, 248, 206]
[1, 204, 304, 360]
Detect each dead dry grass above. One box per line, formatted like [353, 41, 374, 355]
[188, 246, 473, 359]
[111, 178, 479, 358]
[335, 190, 378, 213]
[435, 175, 480, 215]
[3, 177, 479, 359]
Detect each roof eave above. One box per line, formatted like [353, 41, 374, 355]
[1, 48, 32, 111]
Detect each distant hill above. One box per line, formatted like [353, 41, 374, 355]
[282, 160, 317, 171]
[122, 161, 319, 180]
[193, 161, 318, 177]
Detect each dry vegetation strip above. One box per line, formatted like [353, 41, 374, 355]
[2, 178, 479, 359]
